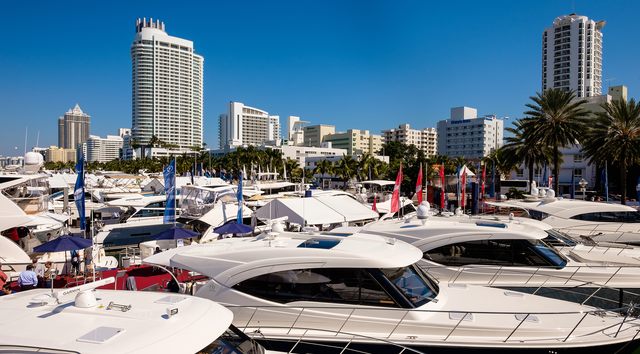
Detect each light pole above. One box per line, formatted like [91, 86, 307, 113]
[579, 178, 588, 200]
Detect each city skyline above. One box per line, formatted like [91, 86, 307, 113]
[1, 0, 638, 156]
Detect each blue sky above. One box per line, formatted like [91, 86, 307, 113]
[0, 0, 638, 156]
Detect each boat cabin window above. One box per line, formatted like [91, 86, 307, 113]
[145, 201, 166, 208]
[381, 265, 437, 307]
[233, 268, 399, 307]
[425, 239, 567, 268]
[570, 211, 640, 223]
[130, 209, 166, 218]
[527, 210, 549, 220]
[543, 229, 577, 247]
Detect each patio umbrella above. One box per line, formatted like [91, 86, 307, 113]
[33, 235, 92, 277]
[151, 227, 200, 240]
[33, 235, 92, 253]
[214, 221, 253, 236]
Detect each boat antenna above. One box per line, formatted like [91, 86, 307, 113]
[24, 126, 28, 156]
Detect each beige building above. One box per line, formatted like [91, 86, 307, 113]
[323, 129, 383, 156]
[303, 124, 336, 147]
[382, 124, 438, 157]
[58, 104, 90, 149]
[46, 146, 76, 163]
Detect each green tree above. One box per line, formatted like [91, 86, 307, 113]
[336, 155, 357, 189]
[484, 148, 519, 200]
[523, 88, 589, 193]
[582, 98, 640, 204]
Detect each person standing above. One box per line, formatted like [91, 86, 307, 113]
[70, 249, 80, 275]
[17, 265, 38, 291]
[0, 262, 8, 289]
[32, 258, 44, 287]
[43, 261, 54, 288]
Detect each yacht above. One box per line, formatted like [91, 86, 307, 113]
[331, 207, 640, 308]
[145, 231, 640, 353]
[0, 277, 270, 354]
[355, 180, 415, 215]
[488, 198, 640, 244]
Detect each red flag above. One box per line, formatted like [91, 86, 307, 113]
[372, 194, 378, 212]
[481, 164, 486, 199]
[460, 167, 467, 209]
[390, 163, 403, 213]
[416, 163, 423, 204]
[439, 165, 445, 209]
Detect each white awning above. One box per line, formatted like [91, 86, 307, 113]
[256, 195, 378, 226]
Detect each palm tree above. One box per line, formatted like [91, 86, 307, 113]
[502, 119, 553, 193]
[336, 155, 357, 189]
[523, 88, 589, 193]
[357, 153, 377, 181]
[313, 159, 334, 187]
[582, 98, 640, 204]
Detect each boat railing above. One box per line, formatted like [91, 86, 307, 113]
[554, 222, 640, 240]
[226, 303, 640, 345]
[0, 345, 80, 353]
[244, 326, 426, 354]
[418, 263, 640, 306]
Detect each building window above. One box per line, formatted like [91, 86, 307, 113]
[573, 168, 583, 178]
[573, 154, 583, 163]
[516, 169, 524, 178]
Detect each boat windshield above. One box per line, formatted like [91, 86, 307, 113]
[543, 229, 577, 247]
[381, 265, 438, 307]
[197, 325, 265, 354]
[530, 240, 567, 268]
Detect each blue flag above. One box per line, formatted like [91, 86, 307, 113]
[163, 159, 176, 224]
[74, 158, 86, 231]
[541, 163, 548, 187]
[237, 172, 243, 224]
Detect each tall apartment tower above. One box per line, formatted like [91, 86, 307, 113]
[58, 104, 90, 149]
[542, 14, 604, 98]
[218, 102, 280, 149]
[131, 18, 204, 149]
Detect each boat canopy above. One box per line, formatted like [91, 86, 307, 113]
[255, 195, 379, 226]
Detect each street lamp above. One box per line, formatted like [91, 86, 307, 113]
[579, 178, 588, 200]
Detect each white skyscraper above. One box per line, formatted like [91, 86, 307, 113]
[542, 14, 604, 97]
[86, 135, 124, 163]
[218, 102, 280, 148]
[131, 18, 204, 149]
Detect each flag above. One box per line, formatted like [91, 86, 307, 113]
[74, 157, 86, 231]
[372, 193, 378, 212]
[455, 165, 461, 206]
[237, 171, 244, 224]
[481, 164, 486, 199]
[163, 159, 176, 224]
[416, 163, 423, 204]
[439, 164, 445, 209]
[490, 162, 496, 198]
[390, 163, 403, 213]
[460, 166, 467, 209]
[542, 163, 548, 187]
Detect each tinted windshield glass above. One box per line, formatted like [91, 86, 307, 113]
[381, 265, 437, 307]
[570, 211, 640, 223]
[530, 240, 567, 268]
[543, 229, 577, 247]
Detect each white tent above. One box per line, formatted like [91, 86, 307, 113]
[458, 165, 476, 177]
[255, 195, 378, 226]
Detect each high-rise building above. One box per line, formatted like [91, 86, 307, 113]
[86, 135, 124, 163]
[58, 104, 90, 149]
[218, 102, 280, 148]
[303, 124, 336, 147]
[131, 18, 204, 150]
[323, 129, 383, 156]
[382, 124, 438, 157]
[286, 116, 307, 146]
[542, 14, 604, 97]
[436, 106, 503, 159]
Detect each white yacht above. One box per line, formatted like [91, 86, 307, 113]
[0, 277, 270, 354]
[488, 198, 640, 244]
[145, 232, 640, 353]
[355, 180, 415, 215]
[331, 209, 640, 308]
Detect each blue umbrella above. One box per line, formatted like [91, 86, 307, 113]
[152, 227, 200, 240]
[214, 221, 253, 236]
[33, 235, 92, 253]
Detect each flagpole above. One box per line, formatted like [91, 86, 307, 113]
[173, 157, 177, 227]
[604, 161, 609, 202]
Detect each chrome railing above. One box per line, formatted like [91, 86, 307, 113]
[225, 304, 640, 346]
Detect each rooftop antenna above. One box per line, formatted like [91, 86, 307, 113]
[36, 131, 40, 148]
